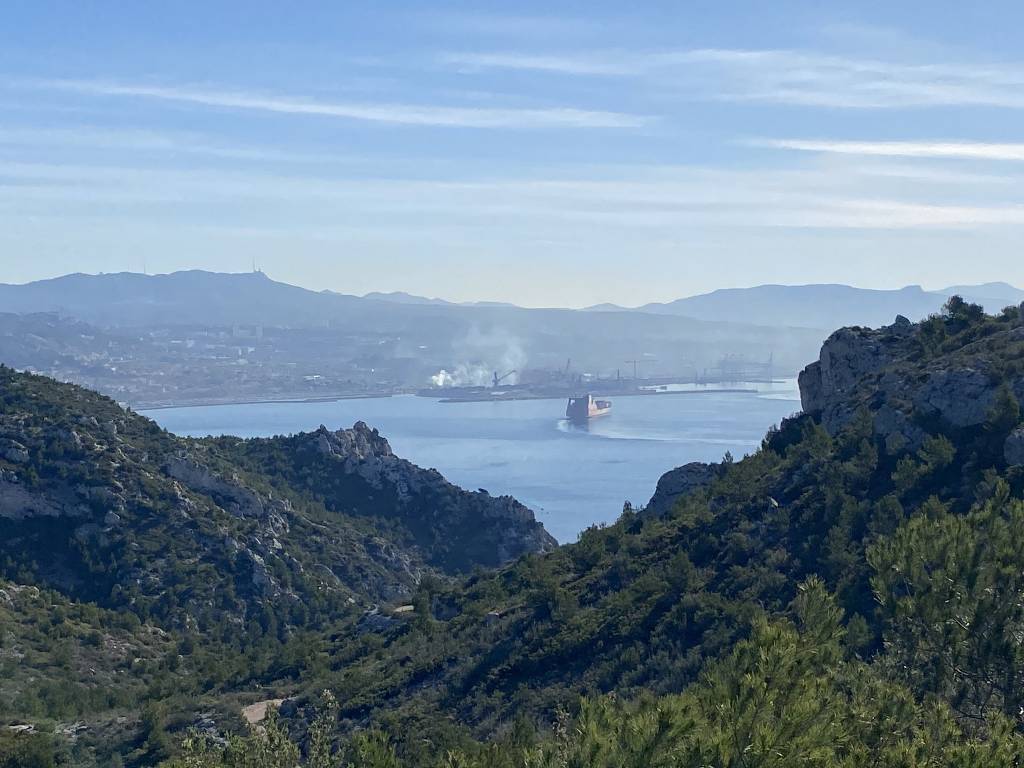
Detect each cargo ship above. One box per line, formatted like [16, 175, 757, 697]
[566, 394, 612, 421]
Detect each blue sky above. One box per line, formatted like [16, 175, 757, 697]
[2, 1, 1024, 306]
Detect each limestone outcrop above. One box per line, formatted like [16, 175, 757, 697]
[799, 314, 1024, 456]
[164, 455, 267, 518]
[302, 422, 558, 562]
[645, 462, 717, 518]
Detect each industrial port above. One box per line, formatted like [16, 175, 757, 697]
[420, 355, 780, 404]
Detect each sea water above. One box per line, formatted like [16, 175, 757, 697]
[144, 381, 801, 543]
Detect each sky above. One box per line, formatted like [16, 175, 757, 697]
[2, 1, 1024, 307]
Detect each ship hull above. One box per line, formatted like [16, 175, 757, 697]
[566, 395, 612, 421]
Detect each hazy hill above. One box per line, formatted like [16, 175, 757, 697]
[360, 291, 453, 306]
[0, 270, 366, 328]
[937, 281, 1024, 308]
[587, 282, 1024, 330]
[362, 291, 520, 309]
[0, 271, 829, 376]
[634, 283, 944, 327]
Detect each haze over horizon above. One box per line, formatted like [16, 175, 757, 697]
[4, 1, 1024, 305]
[3, 268, 1023, 312]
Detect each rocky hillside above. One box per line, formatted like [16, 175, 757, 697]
[0, 367, 553, 619]
[212, 423, 555, 572]
[0, 365, 555, 763]
[10, 297, 1024, 767]
[646, 299, 1024, 518]
[799, 306, 1024, 456]
[302, 298, 1024, 760]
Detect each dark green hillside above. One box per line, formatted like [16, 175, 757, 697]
[0, 367, 552, 618]
[162, 579, 1024, 767]
[295, 299, 1024, 759]
[0, 367, 376, 629]
[206, 425, 555, 573]
[0, 366, 553, 764]
[7, 298, 1024, 767]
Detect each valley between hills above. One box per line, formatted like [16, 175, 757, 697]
[4, 297, 1024, 766]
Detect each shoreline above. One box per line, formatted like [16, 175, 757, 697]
[136, 383, 798, 411]
[438, 387, 763, 404]
[136, 392, 394, 412]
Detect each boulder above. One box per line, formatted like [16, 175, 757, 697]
[644, 462, 716, 518]
[164, 455, 266, 518]
[0, 439, 29, 464]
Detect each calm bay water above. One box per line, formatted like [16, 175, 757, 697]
[144, 381, 801, 543]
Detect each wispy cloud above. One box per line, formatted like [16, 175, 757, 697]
[4, 158, 1023, 232]
[0, 125, 358, 164]
[752, 138, 1024, 162]
[441, 51, 640, 76]
[24, 79, 648, 129]
[421, 12, 605, 41]
[442, 47, 1024, 109]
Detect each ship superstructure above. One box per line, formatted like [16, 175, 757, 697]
[566, 394, 612, 421]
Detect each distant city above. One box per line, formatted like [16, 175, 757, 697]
[2, 270, 1020, 408]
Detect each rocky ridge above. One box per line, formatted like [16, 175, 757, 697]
[644, 301, 1024, 519]
[799, 305, 1024, 459]
[0, 367, 556, 628]
[223, 421, 558, 571]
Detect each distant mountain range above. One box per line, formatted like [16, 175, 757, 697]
[4, 271, 1019, 332]
[360, 291, 517, 309]
[0, 270, 561, 327]
[360, 281, 1024, 331]
[585, 282, 1024, 329]
[2, 272, 1020, 385]
[0, 271, 829, 377]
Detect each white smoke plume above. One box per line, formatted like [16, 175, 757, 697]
[430, 327, 527, 387]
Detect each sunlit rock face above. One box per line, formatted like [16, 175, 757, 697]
[799, 316, 1024, 456]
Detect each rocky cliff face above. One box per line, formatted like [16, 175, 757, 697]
[0, 367, 555, 631]
[240, 421, 558, 569]
[164, 454, 271, 519]
[799, 307, 1024, 456]
[644, 304, 1024, 520]
[312, 421, 557, 561]
[644, 462, 718, 518]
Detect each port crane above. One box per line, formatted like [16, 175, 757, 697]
[492, 370, 517, 387]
